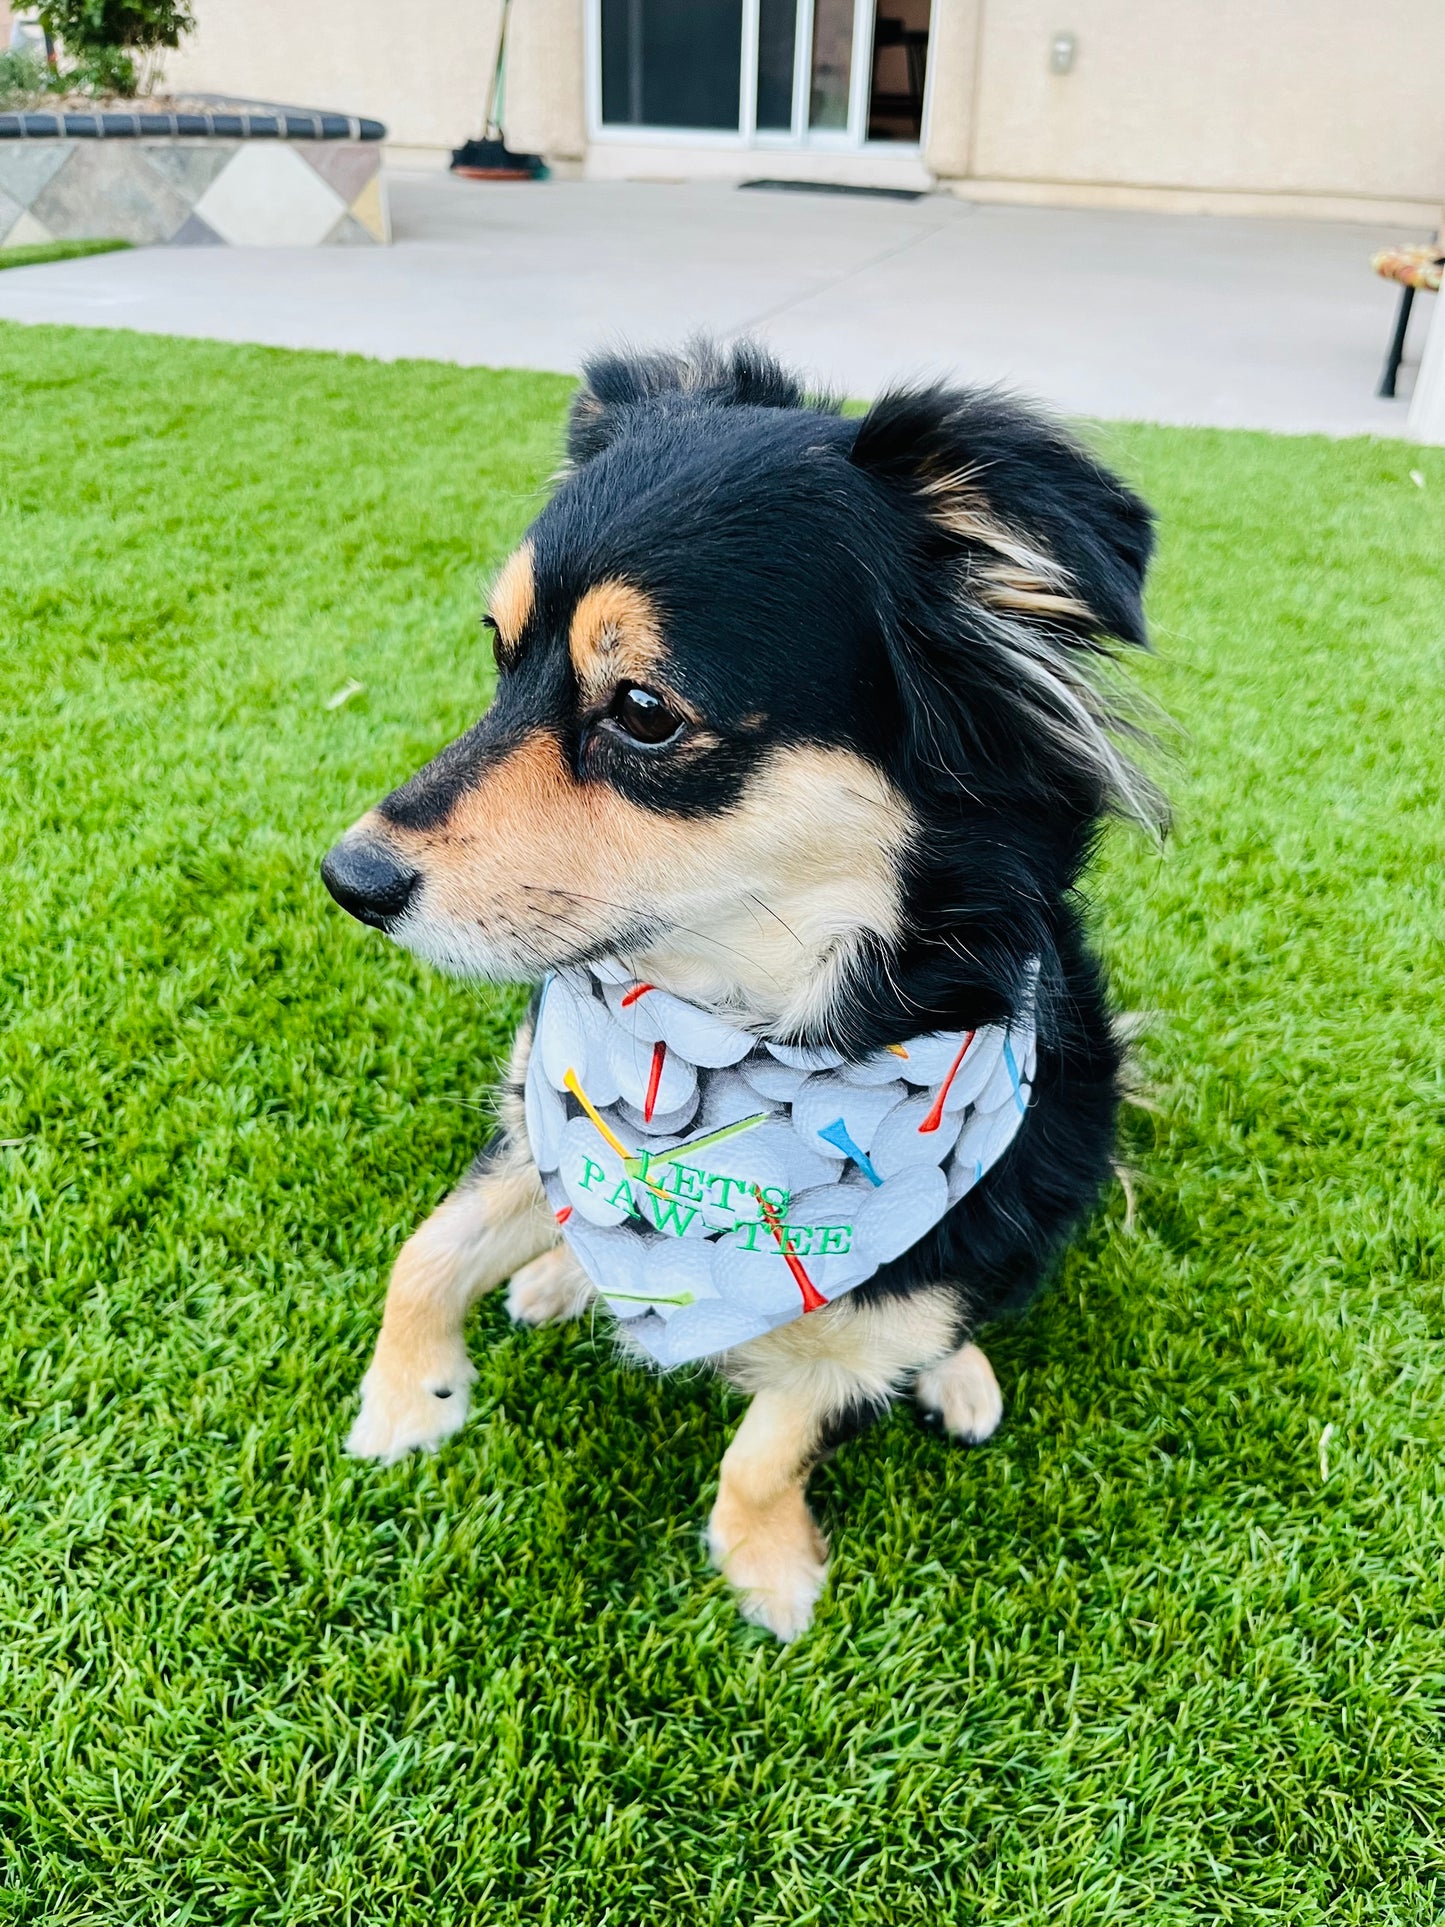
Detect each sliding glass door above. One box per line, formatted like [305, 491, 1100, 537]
[807, 0, 857, 132]
[754, 0, 797, 131]
[595, 0, 930, 149]
[600, 0, 745, 131]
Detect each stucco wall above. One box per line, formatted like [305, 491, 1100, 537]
[164, 0, 505, 161]
[160, 0, 1445, 216]
[948, 0, 1445, 210]
[504, 0, 586, 163]
[920, 0, 980, 180]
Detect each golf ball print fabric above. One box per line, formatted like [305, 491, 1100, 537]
[524, 960, 1037, 1367]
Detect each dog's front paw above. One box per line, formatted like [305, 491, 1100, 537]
[708, 1492, 829, 1642]
[345, 1347, 478, 1463]
[914, 1342, 1003, 1444]
[506, 1247, 596, 1327]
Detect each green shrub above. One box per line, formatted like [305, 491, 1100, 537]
[0, 44, 50, 105]
[36, 0, 193, 97]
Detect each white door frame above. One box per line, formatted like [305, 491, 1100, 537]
[584, 0, 931, 156]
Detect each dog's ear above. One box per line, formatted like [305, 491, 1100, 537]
[849, 386, 1153, 650]
[566, 338, 821, 465]
[851, 386, 1162, 828]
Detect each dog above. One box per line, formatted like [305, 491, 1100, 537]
[321, 341, 1157, 1641]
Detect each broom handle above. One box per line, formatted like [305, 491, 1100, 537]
[483, 0, 515, 139]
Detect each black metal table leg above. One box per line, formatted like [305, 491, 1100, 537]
[1378, 284, 1415, 398]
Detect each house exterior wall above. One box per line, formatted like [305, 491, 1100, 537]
[163, 0, 506, 167]
[504, 0, 587, 165]
[946, 0, 1445, 221]
[919, 0, 980, 181]
[164, 0, 1445, 221]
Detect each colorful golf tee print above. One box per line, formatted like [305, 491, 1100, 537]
[524, 959, 1038, 1368]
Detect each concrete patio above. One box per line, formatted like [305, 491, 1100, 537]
[0, 172, 1427, 435]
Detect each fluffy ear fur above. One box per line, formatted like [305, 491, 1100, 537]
[566, 338, 833, 465]
[849, 385, 1162, 828]
[850, 386, 1154, 650]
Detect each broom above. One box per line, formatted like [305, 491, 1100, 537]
[450, 0, 546, 180]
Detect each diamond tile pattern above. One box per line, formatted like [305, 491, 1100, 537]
[348, 169, 389, 242]
[142, 142, 236, 201]
[32, 143, 188, 244]
[0, 139, 386, 248]
[0, 143, 69, 207]
[4, 208, 52, 247]
[298, 142, 378, 206]
[196, 144, 343, 246]
[170, 211, 223, 246]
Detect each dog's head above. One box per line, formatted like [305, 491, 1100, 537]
[322, 342, 1156, 1044]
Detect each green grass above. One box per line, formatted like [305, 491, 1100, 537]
[0, 238, 131, 273]
[1, 322, 1442, 1925]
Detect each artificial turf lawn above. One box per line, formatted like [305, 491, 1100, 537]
[0, 239, 130, 273]
[1, 321, 1442, 1927]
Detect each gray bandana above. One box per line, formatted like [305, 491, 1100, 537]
[524, 960, 1037, 1368]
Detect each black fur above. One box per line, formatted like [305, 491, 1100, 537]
[547, 342, 1155, 1336]
[565, 338, 820, 464]
[811, 1394, 891, 1467]
[361, 340, 1156, 1345]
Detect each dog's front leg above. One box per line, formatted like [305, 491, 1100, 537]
[709, 1288, 960, 1640]
[707, 1385, 834, 1643]
[346, 1137, 555, 1463]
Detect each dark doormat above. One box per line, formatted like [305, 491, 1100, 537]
[739, 179, 927, 202]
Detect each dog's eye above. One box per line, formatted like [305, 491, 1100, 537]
[610, 683, 682, 746]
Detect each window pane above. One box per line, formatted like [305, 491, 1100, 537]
[809, 0, 854, 129]
[756, 0, 797, 131]
[600, 0, 744, 131]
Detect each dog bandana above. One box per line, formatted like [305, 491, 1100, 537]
[524, 960, 1037, 1368]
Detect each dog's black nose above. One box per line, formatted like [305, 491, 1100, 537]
[320, 838, 419, 929]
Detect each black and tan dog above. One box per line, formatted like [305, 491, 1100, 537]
[322, 342, 1157, 1640]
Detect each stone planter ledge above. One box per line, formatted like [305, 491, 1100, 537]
[0, 98, 389, 248]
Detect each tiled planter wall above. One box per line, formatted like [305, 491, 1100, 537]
[0, 107, 389, 247]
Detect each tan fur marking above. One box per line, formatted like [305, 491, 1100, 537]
[346, 1022, 557, 1463]
[488, 542, 536, 661]
[494, 1019, 533, 1144]
[708, 1390, 830, 1643]
[371, 734, 915, 1036]
[506, 1244, 597, 1326]
[708, 1288, 959, 1639]
[919, 468, 1095, 626]
[977, 566, 1096, 625]
[912, 465, 1161, 829]
[719, 1286, 958, 1401]
[914, 1341, 1004, 1443]
[568, 578, 671, 705]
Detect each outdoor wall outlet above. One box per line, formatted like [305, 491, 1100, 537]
[1049, 30, 1077, 74]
